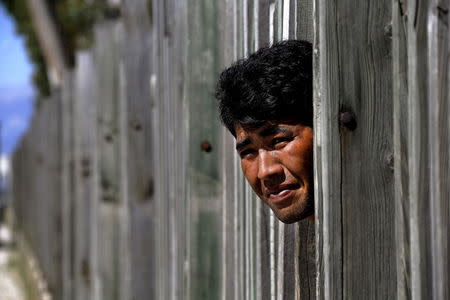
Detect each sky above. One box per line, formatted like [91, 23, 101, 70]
[0, 4, 35, 158]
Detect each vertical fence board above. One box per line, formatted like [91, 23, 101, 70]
[47, 94, 63, 300]
[426, 1, 450, 298]
[313, 0, 342, 298]
[185, 1, 222, 300]
[218, 1, 240, 299]
[339, 1, 395, 297]
[151, 1, 170, 298]
[403, 0, 450, 299]
[94, 21, 124, 300]
[315, 0, 395, 299]
[121, 0, 155, 299]
[407, 1, 432, 298]
[61, 70, 75, 300]
[392, 1, 411, 299]
[73, 51, 99, 300]
[392, 0, 450, 299]
[151, 0, 189, 299]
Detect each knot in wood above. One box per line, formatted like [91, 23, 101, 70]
[339, 110, 357, 131]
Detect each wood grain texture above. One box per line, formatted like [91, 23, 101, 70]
[93, 21, 125, 300]
[10, 1, 318, 300]
[407, 1, 433, 298]
[315, 0, 395, 299]
[313, 0, 343, 298]
[61, 70, 75, 300]
[121, 0, 155, 299]
[338, 1, 395, 297]
[392, 1, 411, 299]
[73, 51, 99, 300]
[392, 0, 450, 299]
[151, 0, 189, 299]
[426, 1, 450, 298]
[298, 219, 315, 300]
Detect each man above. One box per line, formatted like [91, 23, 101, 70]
[215, 40, 313, 224]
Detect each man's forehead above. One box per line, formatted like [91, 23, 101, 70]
[235, 122, 272, 140]
[235, 121, 297, 139]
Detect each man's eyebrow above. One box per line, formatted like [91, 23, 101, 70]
[259, 126, 292, 137]
[235, 138, 251, 151]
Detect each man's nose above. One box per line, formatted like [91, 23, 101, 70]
[257, 150, 283, 184]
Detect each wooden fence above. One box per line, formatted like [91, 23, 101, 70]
[10, 0, 450, 299]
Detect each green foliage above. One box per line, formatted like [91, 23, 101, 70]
[0, 0, 107, 103]
[53, 0, 106, 62]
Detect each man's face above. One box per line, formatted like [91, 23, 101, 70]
[235, 121, 314, 223]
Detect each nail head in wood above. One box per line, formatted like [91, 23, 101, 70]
[200, 141, 212, 153]
[105, 134, 113, 142]
[131, 120, 143, 131]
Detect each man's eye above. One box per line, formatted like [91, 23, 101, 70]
[239, 149, 256, 158]
[272, 137, 291, 148]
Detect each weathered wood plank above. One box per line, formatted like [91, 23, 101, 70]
[392, 1, 411, 299]
[407, 1, 433, 299]
[60, 70, 75, 300]
[217, 1, 240, 298]
[121, 0, 155, 299]
[94, 20, 125, 300]
[315, 0, 395, 299]
[47, 94, 63, 300]
[151, 0, 172, 297]
[425, 1, 450, 298]
[73, 50, 99, 300]
[313, 0, 342, 298]
[185, 1, 223, 299]
[151, 0, 189, 299]
[338, 0, 395, 297]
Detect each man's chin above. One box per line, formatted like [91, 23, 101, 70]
[271, 196, 314, 223]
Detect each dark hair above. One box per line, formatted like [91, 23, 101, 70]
[215, 40, 313, 136]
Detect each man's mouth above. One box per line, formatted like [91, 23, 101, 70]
[267, 184, 300, 206]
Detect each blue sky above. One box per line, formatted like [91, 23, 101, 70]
[0, 4, 35, 155]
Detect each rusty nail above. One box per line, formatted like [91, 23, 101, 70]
[339, 110, 357, 131]
[200, 141, 213, 153]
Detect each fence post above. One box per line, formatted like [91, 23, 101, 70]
[314, 0, 396, 299]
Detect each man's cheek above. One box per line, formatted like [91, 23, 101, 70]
[241, 161, 255, 180]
